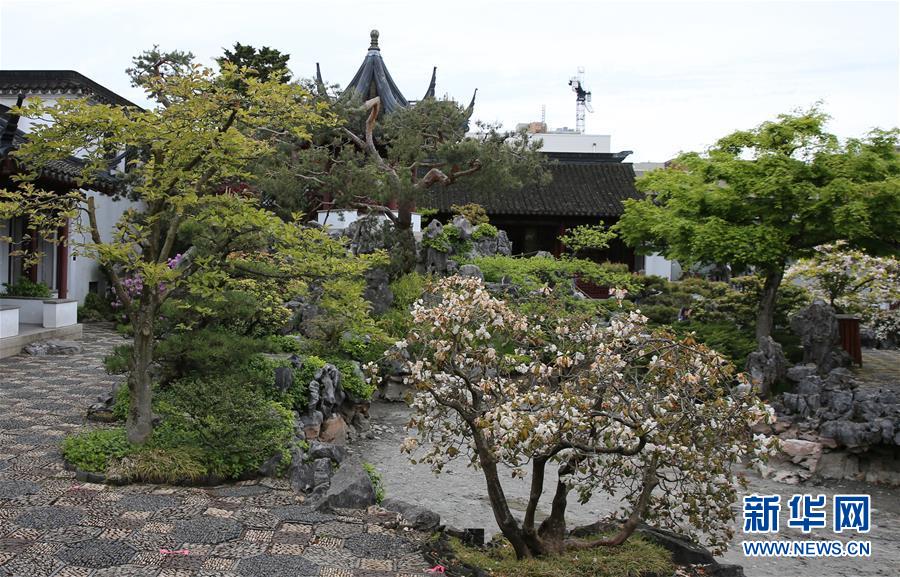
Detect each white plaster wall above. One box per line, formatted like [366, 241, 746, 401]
[43, 300, 77, 328]
[532, 132, 611, 153]
[68, 190, 140, 304]
[2, 91, 139, 304]
[0, 307, 18, 338]
[0, 298, 43, 324]
[0, 95, 62, 135]
[317, 209, 422, 233]
[644, 253, 682, 281]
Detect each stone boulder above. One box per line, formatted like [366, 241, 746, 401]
[458, 264, 483, 280]
[381, 498, 441, 531]
[316, 458, 376, 511]
[790, 302, 845, 374]
[363, 267, 394, 315]
[745, 336, 787, 398]
[319, 414, 349, 446]
[346, 214, 391, 255]
[24, 340, 83, 355]
[451, 216, 475, 240]
[471, 230, 512, 258]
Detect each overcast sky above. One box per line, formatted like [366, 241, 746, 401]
[1, 0, 897, 161]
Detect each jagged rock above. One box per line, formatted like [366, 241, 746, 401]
[424, 219, 443, 240]
[316, 458, 376, 510]
[458, 264, 483, 280]
[309, 441, 347, 464]
[86, 403, 115, 423]
[290, 456, 335, 494]
[381, 498, 441, 531]
[24, 340, 83, 355]
[274, 366, 293, 394]
[745, 336, 787, 398]
[815, 452, 861, 480]
[819, 420, 883, 449]
[363, 267, 394, 315]
[451, 216, 475, 239]
[347, 214, 391, 254]
[312, 364, 344, 419]
[637, 525, 717, 566]
[319, 414, 349, 446]
[780, 439, 823, 471]
[786, 363, 818, 384]
[425, 248, 449, 275]
[534, 251, 554, 259]
[790, 302, 844, 374]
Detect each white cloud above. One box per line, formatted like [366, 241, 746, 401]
[1, 0, 897, 161]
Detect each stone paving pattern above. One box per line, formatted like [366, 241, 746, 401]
[853, 348, 900, 389]
[0, 325, 432, 577]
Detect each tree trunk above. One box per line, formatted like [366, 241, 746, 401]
[126, 305, 156, 445]
[756, 267, 784, 340]
[536, 457, 576, 553]
[471, 432, 536, 559]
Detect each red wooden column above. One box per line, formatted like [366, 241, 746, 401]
[836, 314, 862, 366]
[56, 220, 69, 299]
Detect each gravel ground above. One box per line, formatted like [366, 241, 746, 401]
[354, 399, 900, 577]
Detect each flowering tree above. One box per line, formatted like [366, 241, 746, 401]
[389, 276, 776, 559]
[786, 241, 899, 317]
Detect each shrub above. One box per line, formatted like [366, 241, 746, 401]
[264, 334, 303, 354]
[151, 377, 294, 479]
[332, 359, 376, 400]
[79, 292, 115, 322]
[471, 223, 499, 241]
[390, 272, 427, 310]
[450, 203, 489, 225]
[104, 344, 132, 375]
[377, 308, 414, 340]
[61, 428, 133, 473]
[422, 224, 470, 255]
[112, 385, 130, 421]
[471, 255, 638, 292]
[2, 279, 51, 297]
[674, 321, 757, 364]
[153, 328, 266, 384]
[363, 462, 385, 504]
[237, 354, 311, 410]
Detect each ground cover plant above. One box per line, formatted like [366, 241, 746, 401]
[447, 534, 673, 577]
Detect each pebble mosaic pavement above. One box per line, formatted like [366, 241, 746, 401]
[0, 324, 432, 577]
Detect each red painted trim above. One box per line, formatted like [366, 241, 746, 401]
[56, 221, 69, 299]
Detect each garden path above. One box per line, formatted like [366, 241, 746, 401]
[357, 388, 900, 577]
[0, 324, 432, 577]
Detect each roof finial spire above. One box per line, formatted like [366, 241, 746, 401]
[369, 29, 380, 50]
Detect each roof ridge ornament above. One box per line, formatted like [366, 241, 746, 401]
[369, 29, 380, 50]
